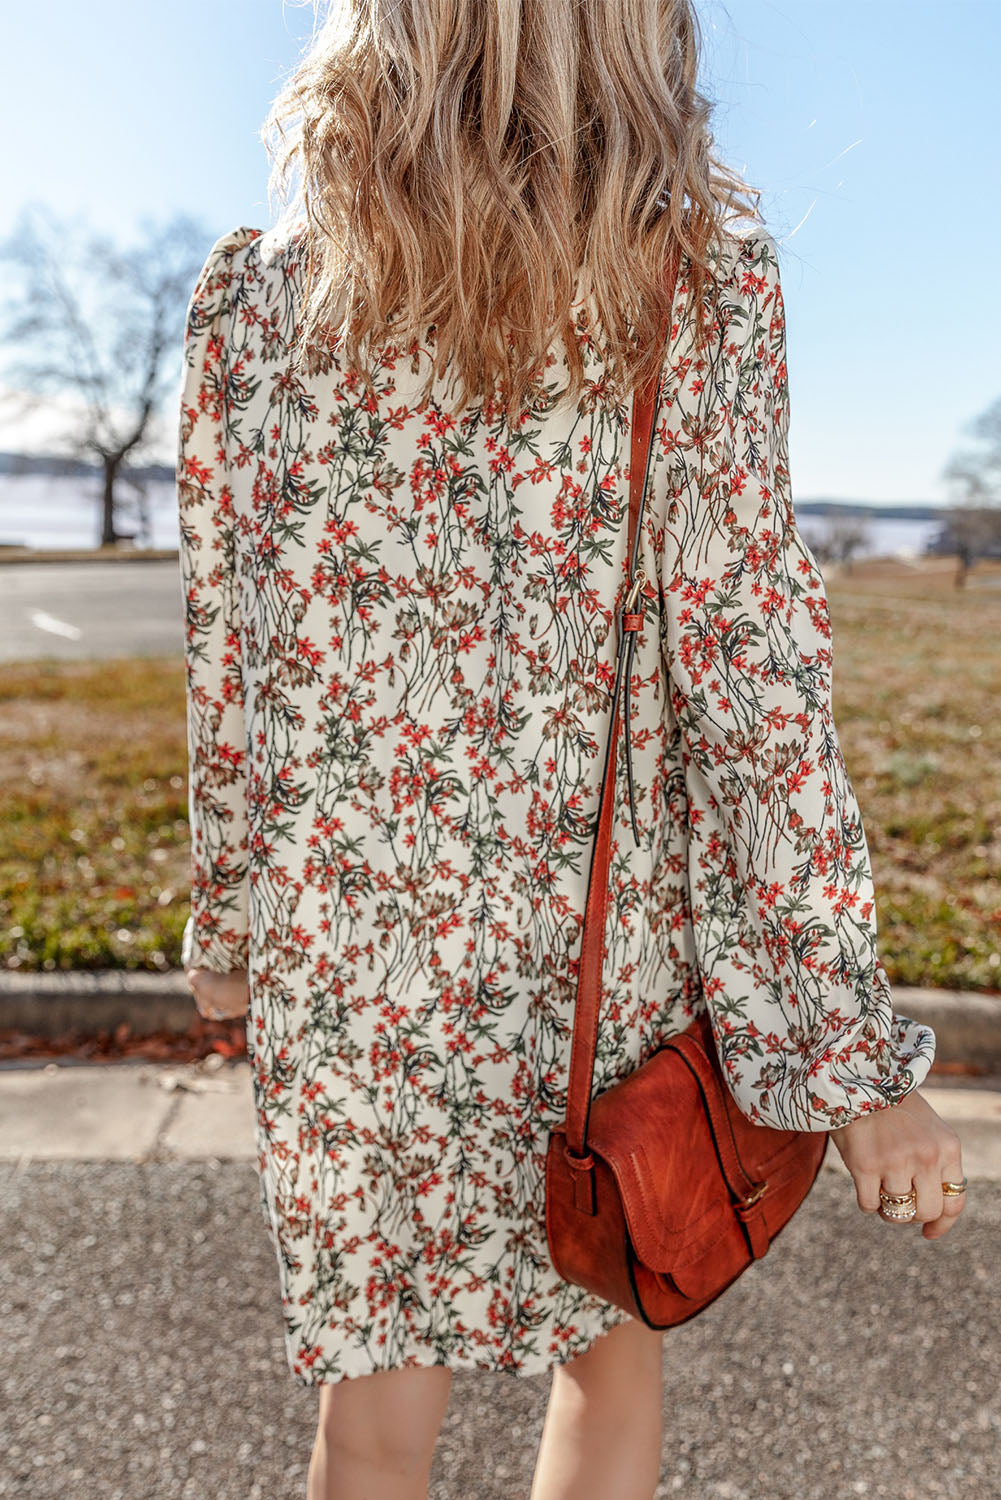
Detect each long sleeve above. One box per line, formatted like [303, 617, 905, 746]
[657, 229, 936, 1132]
[177, 227, 258, 972]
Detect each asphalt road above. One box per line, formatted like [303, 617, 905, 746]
[5, 559, 1001, 666]
[0, 1162, 997, 1500]
[0, 561, 183, 661]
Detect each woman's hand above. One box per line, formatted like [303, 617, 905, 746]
[828, 1088, 967, 1240]
[185, 967, 250, 1021]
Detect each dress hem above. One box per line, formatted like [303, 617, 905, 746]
[284, 1303, 641, 1388]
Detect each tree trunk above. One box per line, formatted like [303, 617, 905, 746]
[99, 455, 118, 547]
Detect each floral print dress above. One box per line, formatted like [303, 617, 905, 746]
[177, 219, 935, 1387]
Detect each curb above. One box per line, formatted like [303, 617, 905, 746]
[0, 970, 196, 1037]
[887, 986, 1001, 1073]
[0, 971, 999, 1069]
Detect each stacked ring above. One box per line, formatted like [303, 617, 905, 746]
[879, 1188, 917, 1222]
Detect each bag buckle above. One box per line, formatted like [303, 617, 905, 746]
[622, 567, 648, 614]
[741, 1180, 768, 1208]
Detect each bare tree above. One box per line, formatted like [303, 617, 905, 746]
[800, 512, 873, 571]
[941, 394, 1001, 586]
[0, 203, 211, 547]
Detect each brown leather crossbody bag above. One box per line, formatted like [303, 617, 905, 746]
[544, 249, 829, 1328]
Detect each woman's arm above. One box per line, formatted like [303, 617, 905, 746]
[657, 228, 936, 1133]
[177, 228, 258, 982]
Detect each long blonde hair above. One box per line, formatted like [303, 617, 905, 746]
[262, 0, 762, 422]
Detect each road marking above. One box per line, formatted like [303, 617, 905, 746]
[28, 609, 82, 640]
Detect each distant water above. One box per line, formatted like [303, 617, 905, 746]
[0, 476, 180, 551]
[0, 475, 946, 559]
[798, 515, 944, 560]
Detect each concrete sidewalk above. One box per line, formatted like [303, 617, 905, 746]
[0, 1057, 999, 1179]
[0, 1056, 258, 1166]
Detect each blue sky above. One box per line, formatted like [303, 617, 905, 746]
[2, 0, 999, 504]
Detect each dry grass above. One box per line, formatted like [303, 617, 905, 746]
[1, 554, 999, 985]
[0, 658, 190, 971]
[824, 555, 1001, 990]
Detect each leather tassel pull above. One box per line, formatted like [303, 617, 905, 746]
[565, 1148, 597, 1215]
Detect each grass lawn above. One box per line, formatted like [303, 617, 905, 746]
[1, 657, 191, 973]
[822, 555, 1000, 991]
[1, 555, 999, 988]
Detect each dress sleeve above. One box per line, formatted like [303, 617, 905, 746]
[177, 227, 259, 972]
[657, 229, 936, 1132]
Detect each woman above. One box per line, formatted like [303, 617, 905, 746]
[178, 3, 967, 1497]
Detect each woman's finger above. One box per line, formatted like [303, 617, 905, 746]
[851, 1167, 883, 1215]
[910, 1162, 944, 1225]
[922, 1143, 967, 1240]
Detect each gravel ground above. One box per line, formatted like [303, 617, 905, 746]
[0, 1161, 996, 1500]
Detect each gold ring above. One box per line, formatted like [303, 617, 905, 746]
[941, 1178, 968, 1196]
[879, 1187, 917, 1223]
[880, 1201, 917, 1222]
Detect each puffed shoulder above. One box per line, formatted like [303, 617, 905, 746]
[184, 226, 264, 331]
[183, 226, 264, 362]
[194, 224, 264, 281]
[711, 222, 781, 285]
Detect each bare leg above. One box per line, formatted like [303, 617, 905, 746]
[306, 1364, 453, 1500]
[529, 1317, 665, 1500]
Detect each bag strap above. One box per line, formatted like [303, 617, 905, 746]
[564, 242, 682, 1161]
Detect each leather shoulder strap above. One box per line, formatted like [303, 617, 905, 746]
[563, 241, 682, 1159]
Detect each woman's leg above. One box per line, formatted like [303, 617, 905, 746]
[307, 1364, 453, 1500]
[529, 1317, 665, 1500]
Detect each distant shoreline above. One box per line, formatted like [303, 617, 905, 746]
[794, 500, 946, 522]
[0, 449, 949, 522]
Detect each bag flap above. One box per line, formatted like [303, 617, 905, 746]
[585, 1019, 810, 1272]
[585, 1042, 732, 1271]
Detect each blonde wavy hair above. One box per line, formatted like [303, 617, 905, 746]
[263, 0, 762, 422]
